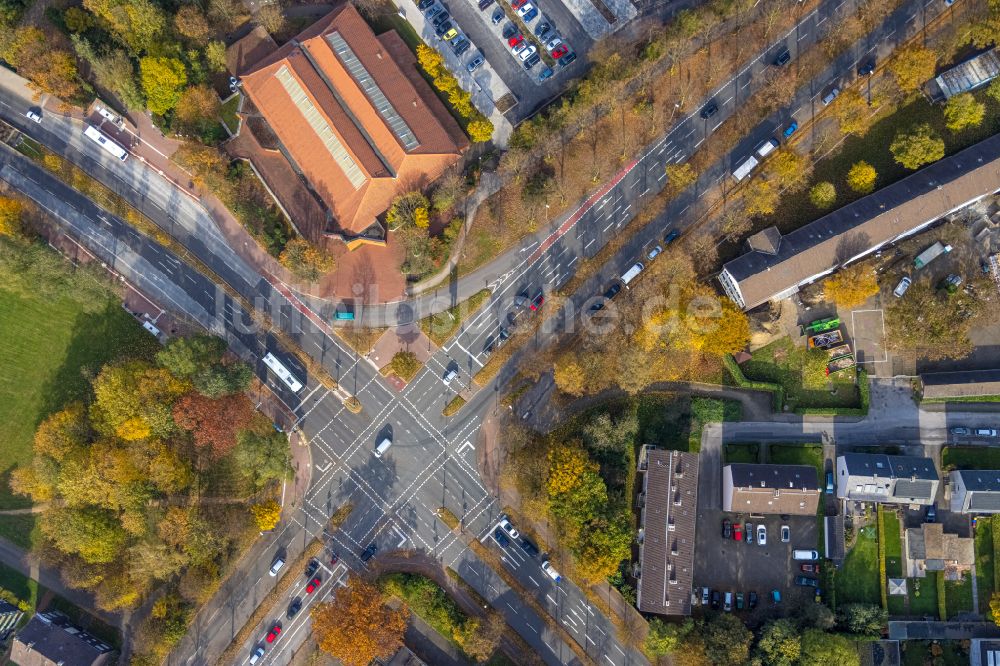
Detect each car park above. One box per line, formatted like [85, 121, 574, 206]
[664, 229, 680, 244]
[492, 8, 504, 24]
[518, 44, 538, 61]
[748, 591, 758, 609]
[499, 515, 520, 539]
[250, 646, 265, 664]
[305, 577, 321, 593]
[893, 276, 912, 297]
[539, 67, 554, 80]
[722, 519, 732, 538]
[700, 101, 718, 119]
[795, 575, 819, 587]
[467, 54, 485, 72]
[647, 245, 663, 260]
[266, 625, 282, 643]
[800, 563, 820, 573]
[25, 109, 42, 123]
[773, 48, 791, 66]
[520, 537, 540, 556]
[757, 524, 767, 546]
[493, 527, 510, 546]
[781, 525, 790, 542]
[541, 560, 562, 582]
[559, 52, 576, 67]
[723, 591, 733, 611]
[361, 543, 377, 561]
[287, 598, 302, 618]
[821, 87, 840, 105]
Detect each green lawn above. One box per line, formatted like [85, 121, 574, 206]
[837, 525, 880, 605]
[741, 337, 860, 410]
[882, 510, 905, 615]
[724, 442, 760, 464]
[0, 290, 156, 512]
[220, 94, 241, 134]
[767, 444, 825, 477]
[908, 573, 939, 617]
[901, 640, 970, 666]
[942, 447, 1000, 470]
[0, 561, 38, 610]
[945, 573, 973, 619]
[975, 519, 995, 614]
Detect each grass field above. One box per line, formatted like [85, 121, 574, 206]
[837, 525, 880, 605]
[0, 292, 155, 514]
[908, 572, 939, 616]
[741, 337, 859, 410]
[768, 444, 825, 477]
[220, 94, 241, 134]
[975, 519, 995, 614]
[724, 442, 760, 464]
[942, 447, 1000, 470]
[883, 510, 906, 615]
[945, 573, 973, 619]
[0, 561, 38, 610]
[901, 640, 969, 666]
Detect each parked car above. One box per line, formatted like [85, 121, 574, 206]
[492, 8, 504, 24]
[736, 592, 744, 610]
[493, 527, 510, 546]
[441, 27, 459, 41]
[951, 426, 970, 435]
[826, 471, 835, 494]
[722, 519, 732, 539]
[250, 646, 265, 664]
[266, 625, 282, 643]
[664, 229, 680, 244]
[520, 5, 538, 21]
[552, 44, 569, 58]
[795, 576, 819, 588]
[539, 67, 554, 81]
[435, 20, 454, 36]
[723, 591, 733, 612]
[545, 37, 563, 52]
[926, 505, 937, 523]
[467, 54, 485, 72]
[793, 550, 819, 560]
[305, 577, 321, 593]
[508, 34, 524, 49]
[25, 109, 42, 123]
[711, 590, 721, 609]
[773, 48, 791, 66]
[520, 537, 540, 557]
[478, 0, 495, 9]
[453, 38, 471, 56]
[305, 559, 320, 578]
[269, 556, 285, 576]
[604, 283, 622, 300]
[757, 524, 767, 546]
[858, 59, 876, 76]
[502, 23, 518, 39]
[559, 52, 577, 67]
[518, 44, 538, 61]
[647, 245, 663, 260]
[432, 9, 450, 25]
[418, 0, 434, 8]
[702, 587, 710, 606]
[976, 428, 999, 437]
[516, 1, 535, 16]
[781, 525, 790, 543]
[541, 560, 562, 582]
[748, 591, 758, 609]
[800, 563, 821, 573]
[783, 121, 798, 138]
[511, 0, 528, 8]
[821, 87, 840, 105]
[745, 522, 754, 545]
[733, 523, 743, 541]
[287, 598, 302, 619]
[425, 4, 444, 19]
[523, 52, 540, 69]
[535, 21, 552, 39]
[529, 291, 544, 310]
[499, 515, 520, 539]
[893, 276, 912, 297]
[771, 589, 781, 603]
[700, 101, 718, 119]
[360, 543, 377, 562]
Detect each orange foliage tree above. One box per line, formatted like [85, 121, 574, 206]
[172, 393, 252, 459]
[312, 580, 408, 666]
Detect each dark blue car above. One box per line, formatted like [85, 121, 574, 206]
[664, 229, 680, 244]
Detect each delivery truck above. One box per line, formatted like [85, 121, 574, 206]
[913, 242, 952, 269]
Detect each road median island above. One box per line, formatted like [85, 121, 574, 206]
[420, 289, 491, 347]
[443, 394, 466, 417]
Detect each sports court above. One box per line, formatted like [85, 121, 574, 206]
[850, 309, 888, 371]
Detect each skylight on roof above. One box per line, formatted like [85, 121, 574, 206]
[326, 31, 420, 151]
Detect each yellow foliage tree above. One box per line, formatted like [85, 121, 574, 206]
[823, 263, 879, 307]
[846, 161, 877, 194]
[687, 295, 751, 356]
[665, 163, 697, 195]
[0, 196, 24, 237]
[546, 443, 597, 497]
[467, 119, 494, 143]
[413, 207, 430, 229]
[554, 359, 587, 396]
[943, 92, 986, 131]
[250, 500, 281, 531]
[744, 178, 779, 217]
[888, 45, 937, 93]
[990, 592, 1000, 626]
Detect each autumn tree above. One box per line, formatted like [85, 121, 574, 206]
[234, 429, 291, 490]
[988, 77, 1000, 105]
[823, 263, 879, 307]
[453, 612, 504, 661]
[250, 500, 281, 531]
[255, 3, 285, 34]
[846, 161, 877, 194]
[702, 613, 752, 666]
[553, 358, 587, 396]
[764, 149, 811, 193]
[990, 592, 1000, 626]
[173, 84, 221, 136]
[71, 37, 145, 110]
[0, 196, 24, 237]
[888, 45, 937, 93]
[173, 392, 253, 459]
[687, 294, 751, 356]
[719, 207, 751, 242]
[313, 581, 408, 666]
[174, 6, 210, 44]
[386, 191, 430, 230]
[91, 361, 188, 440]
[41, 507, 128, 564]
[572, 515, 632, 582]
[885, 279, 985, 360]
[140, 56, 188, 115]
[63, 7, 95, 32]
[279, 238, 335, 282]
[943, 92, 986, 131]
[743, 178, 779, 217]
[645, 618, 694, 656]
[837, 603, 887, 637]
[205, 41, 228, 72]
[754, 619, 801, 666]
[467, 119, 494, 143]
[831, 88, 872, 136]
[799, 629, 860, 666]
[83, 0, 167, 54]
[890, 123, 945, 169]
[0, 27, 85, 99]
[809, 182, 837, 209]
[665, 162, 697, 195]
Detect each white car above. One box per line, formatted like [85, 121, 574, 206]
[781, 525, 790, 543]
[25, 109, 42, 123]
[443, 368, 459, 385]
[893, 276, 912, 297]
[498, 515, 520, 539]
[647, 245, 663, 260]
[757, 524, 767, 546]
[516, 2, 535, 16]
[545, 37, 563, 53]
[249, 646, 265, 664]
[541, 560, 562, 582]
[518, 45, 537, 62]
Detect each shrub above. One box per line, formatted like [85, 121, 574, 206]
[723, 355, 784, 412]
[809, 181, 837, 209]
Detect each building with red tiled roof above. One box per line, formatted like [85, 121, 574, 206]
[234, 3, 468, 246]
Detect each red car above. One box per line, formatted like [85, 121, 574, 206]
[306, 577, 321, 593]
[511, 0, 528, 8]
[508, 34, 523, 49]
[551, 45, 569, 58]
[266, 625, 282, 643]
[529, 292, 544, 310]
[732, 523, 743, 541]
[800, 563, 821, 574]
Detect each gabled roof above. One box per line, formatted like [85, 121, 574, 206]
[720, 133, 1000, 310]
[727, 463, 819, 490]
[11, 612, 113, 666]
[237, 2, 467, 235]
[840, 453, 937, 482]
[921, 368, 1000, 399]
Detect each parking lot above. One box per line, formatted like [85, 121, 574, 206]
[399, 0, 592, 123]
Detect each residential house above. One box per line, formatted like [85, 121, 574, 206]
[921, 368, 1000, 400]
[950, 470, 1000, 513]
[722, 463, 820, 516]
[836, 454, 939, 506]
[10, 611, 114, 666]
[718, 133, 1000, 310]
[233, 2, 468, 247]
[903, 522, 974, 580]
[636, 448, 699, 616]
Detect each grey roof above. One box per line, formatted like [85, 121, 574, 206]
[933, 48, 1000, 100]
[12, 612, 113, 666]
[841, 453, 937, 481]
[894, 479, 936, 501]
[727, 463, 819, 490]
[953, 470, 1000, 512]
[720, 132, 1000, 310]
[888, 455, 939, 481]
[921, 368, 1000, 399]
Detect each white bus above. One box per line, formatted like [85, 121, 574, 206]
[732, 155, 759, 182]
[262, 352, 303, 392]
[84, 124, 128, 162]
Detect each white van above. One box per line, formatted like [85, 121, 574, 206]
[374, 437, 393, 457]
[541, 560, 562, 582]
[732, 155, 759, 182]
[755, 138, 779, 158]
[620, 262, 645, 287]
[269, 556, 285, 576]
[792, 549, 819, 560]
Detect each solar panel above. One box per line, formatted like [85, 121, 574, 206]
[326, 32, 420, 151]
[275, 65, 366, 189]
